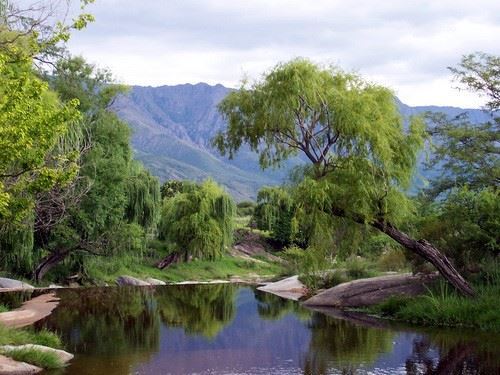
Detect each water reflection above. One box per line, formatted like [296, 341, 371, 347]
[1, 285, 496, 374]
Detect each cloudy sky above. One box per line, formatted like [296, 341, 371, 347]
[66, 0, 500, 108]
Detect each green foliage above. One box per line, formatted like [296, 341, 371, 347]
[425, 52, 499, 198]
[158, 179, 236, 260]
[254, 186, 296, 245]
[0, 325, 62, 348]
[0, 347, 63, 369]
[0, 38, 79, 224]
[160, 180, 187, 199]
[368, 280, 500, 331]
[417, 187, 499, 273]
[236, 200, 255, 217]
[124, 161, 161, 230]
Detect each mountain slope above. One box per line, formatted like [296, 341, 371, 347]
[113, 83, 489, 200]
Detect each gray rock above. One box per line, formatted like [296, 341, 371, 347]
[0, 354, 41, 374]
[258, 275, 308, 301]
[116, 276, 150, 286]
[145, 278, 166, 286]
[0, 345, 73, 364]
[0, 277, 34, 290]
[303, 273, 439, 308]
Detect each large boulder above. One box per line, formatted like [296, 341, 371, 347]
[116, 276, 150, 286]
[0, 354, 41, 374]
[0, 345, 73, 364]
[257, 275, 308, 301]
[0, 278, 34, 290]
[303, 273, 439, 308]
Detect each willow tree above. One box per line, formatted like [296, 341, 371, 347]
[254, 186, 296, 245]
[213, 59, 475, 296]
[158, 179, 235, 266]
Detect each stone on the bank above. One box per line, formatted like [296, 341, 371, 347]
[258, 275, 308, 301]
[0, 345, 73, 365]
[116, 275, 150, 286]
[145, 278, 166, 286]
[0, 278, 34, 290]
[303, 273, 438, 308]
[0, 354, 41, 375]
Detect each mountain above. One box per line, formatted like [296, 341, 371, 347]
[112, 83, 490, 201]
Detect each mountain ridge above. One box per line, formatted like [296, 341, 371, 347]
[112, 83, 490, 201]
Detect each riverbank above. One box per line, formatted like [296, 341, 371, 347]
[364, 281, 500, 332]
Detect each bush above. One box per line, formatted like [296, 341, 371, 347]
[377, 248, 408, 271]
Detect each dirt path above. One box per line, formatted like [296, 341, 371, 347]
[0, 293, 59, 328]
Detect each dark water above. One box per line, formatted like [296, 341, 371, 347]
[3, 285, 500, 374]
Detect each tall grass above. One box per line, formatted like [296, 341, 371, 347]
[0, 325, 62, 348]
[368, 280, 500, 331]
[0, 347, 63, 369]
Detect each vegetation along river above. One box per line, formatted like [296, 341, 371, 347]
[1, 285, 498, 374]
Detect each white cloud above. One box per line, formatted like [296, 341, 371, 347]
[66, 0, 500, 107]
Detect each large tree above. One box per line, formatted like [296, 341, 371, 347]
[213, 58, 475, 296]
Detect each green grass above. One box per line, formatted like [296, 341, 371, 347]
[0, 347, 63, 369]
[0, 304, 8, 313]
[83, 253, 287, 284]
[0, 325, 62, 348]
[365, 281, 500, 331]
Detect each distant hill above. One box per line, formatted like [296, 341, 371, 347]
[112, 83, 490, 201]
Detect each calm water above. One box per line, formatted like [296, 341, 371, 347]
[2, 285, 500, 374]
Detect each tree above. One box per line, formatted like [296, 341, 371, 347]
[253, 186, 296, 246]
[157, 179, 235, 266]
[213, 58, 475, 296]
[424, 52, 499, 198]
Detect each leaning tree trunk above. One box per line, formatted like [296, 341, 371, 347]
[371, 219, 475, 297]
[34, 250, 70, 283]
[156, 251, 181, 270]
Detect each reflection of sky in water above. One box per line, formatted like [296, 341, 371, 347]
[136, 288, 311, 374]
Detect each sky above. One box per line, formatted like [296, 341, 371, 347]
[65, 0, 500, 108]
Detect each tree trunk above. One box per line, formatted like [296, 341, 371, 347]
[34, 250, 70, 283]
[330, 207, 475, 297]
[371, 219, 475, 297]
[156, 251, 181, 270]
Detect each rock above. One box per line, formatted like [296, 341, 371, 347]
[145, 278, 166, 286]
[116, 276, 150, 286]
[257, 275, 308, 301]
[303, 273, 439, 308]
[48, 284, 63, 289]
[0, 354, 42, 374]
[0, 278, 34, 290]
[0, 293, 60, 329]
[0, 345, 73, 364]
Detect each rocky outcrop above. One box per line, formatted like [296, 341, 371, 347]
[116, 276, 151, 286]
[257, 275, 308, 301]
[0, 278, 34, 291]
[0, 355, 41, 374]
[145, 278, 166, 286]
[303, 273, 439, 308]
[0, 345, 73, 365]
[0, 293, 59, 328]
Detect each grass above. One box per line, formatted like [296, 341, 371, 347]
[0, 304, 8, 313]
[365, 281, 500, 331]
[83, 253, 287, 284]
[0, 347, 64, 369]
[0, 325, 62, 348]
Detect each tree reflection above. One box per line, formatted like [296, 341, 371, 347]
[302, 313, 394, 374]
[254, 289, 311, 321]
[38, 287, 160, 355]
[406, 333, 500, 375]
[156, 284, 236, 339]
